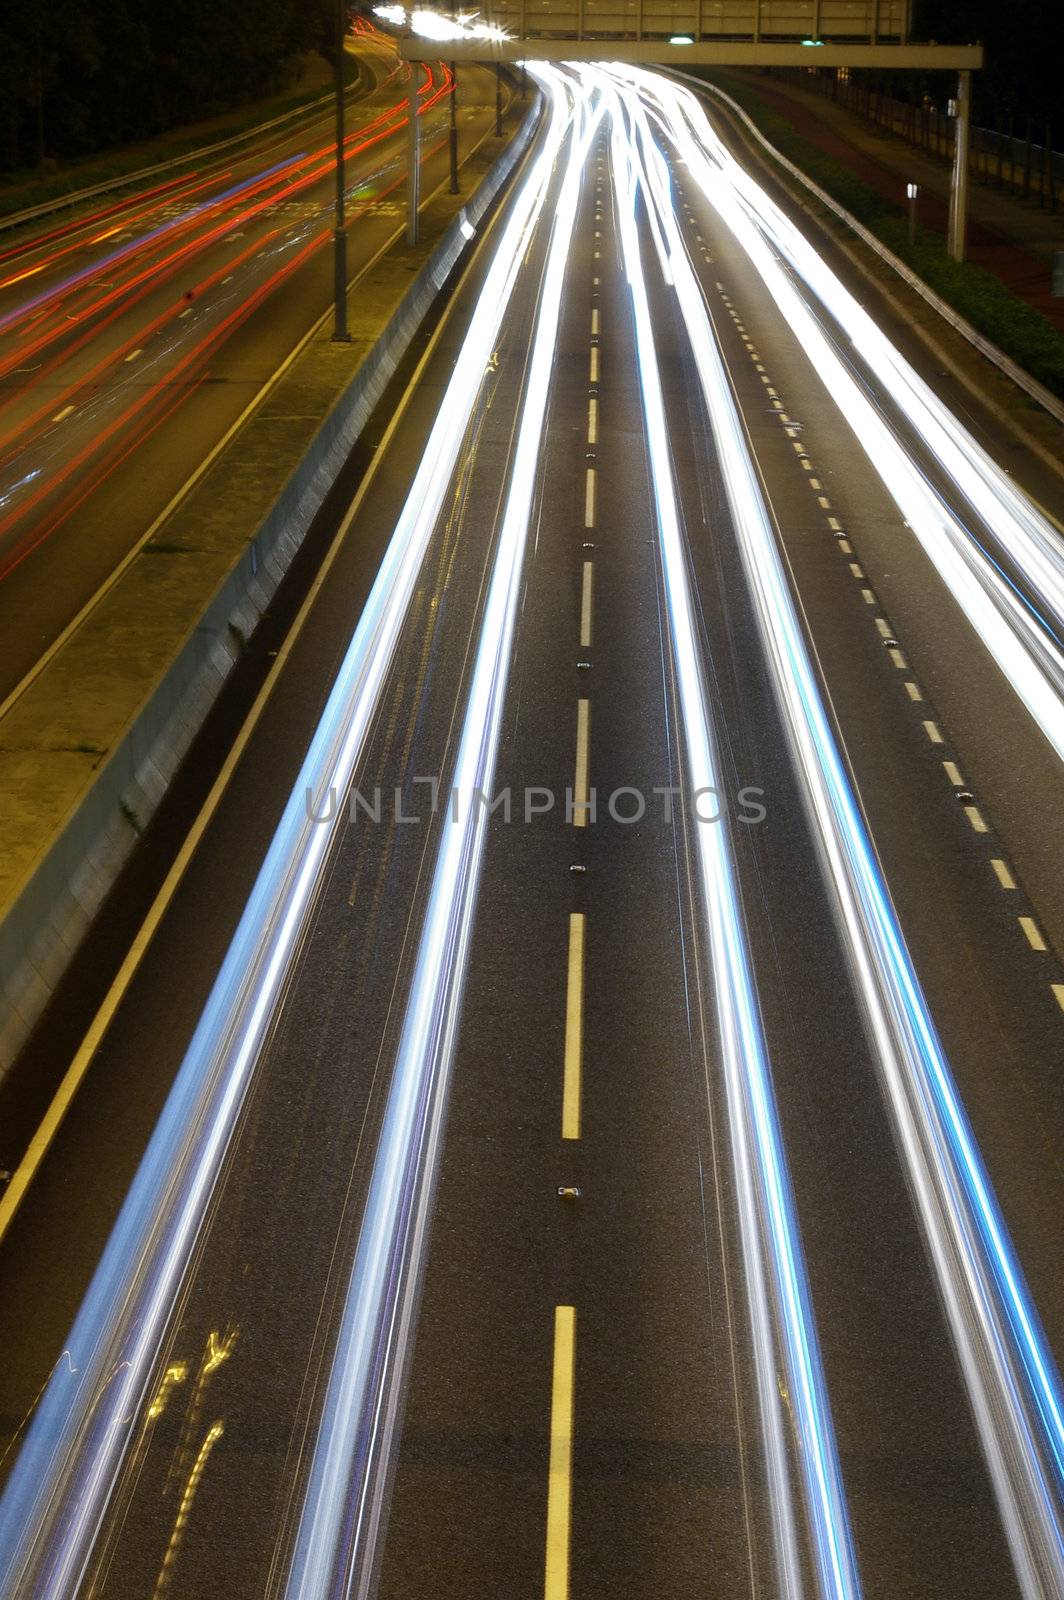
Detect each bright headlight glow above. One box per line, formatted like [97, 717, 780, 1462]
[376, 4, 511, 40]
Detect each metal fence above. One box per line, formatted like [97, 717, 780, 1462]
[798, 69, 1062, 210]
[482, 0, 909, 40]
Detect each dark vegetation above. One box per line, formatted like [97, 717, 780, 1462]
[893, 0, 1061, 140]
[0, 0, 335, 176]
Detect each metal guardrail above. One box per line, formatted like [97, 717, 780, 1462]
[683, 73, 1064, 426]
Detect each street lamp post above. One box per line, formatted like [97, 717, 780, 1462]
[947, 71, 971, 263]
[333, 0, 351, 342]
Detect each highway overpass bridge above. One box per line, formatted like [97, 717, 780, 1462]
[396, 0, 983, 257]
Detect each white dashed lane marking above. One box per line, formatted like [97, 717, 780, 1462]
[991, 858, 1017, 890]
[1020, 917, 1048, 953]
[580, 561, 594, 649]
[699, 254, 1062, 1016]
[573, 699, 591, 829]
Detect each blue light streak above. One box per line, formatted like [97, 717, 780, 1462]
[611, 63, 1064, 1598]
[596, 69, 863, 1600]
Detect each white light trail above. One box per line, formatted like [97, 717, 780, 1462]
[596, 69, 862, 1600]
[283, 70, 600, 1600]
[688, 81, 1064, 652]
[639, 74, 1064, 764]
[602, 61, 1064, 1599]
[0, 73, 567, 1600]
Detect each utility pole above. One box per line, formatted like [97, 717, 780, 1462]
[332, 0, 350, 341]
[947, 70, 971, 263]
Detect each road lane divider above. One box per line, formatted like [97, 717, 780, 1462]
[579, 561, 594, 649]
[562, 914, 585, 1141]
[572, 699, 591, 827]
[544, 1306, 576, 1600]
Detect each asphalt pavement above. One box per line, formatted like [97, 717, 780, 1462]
[0, 66, 1062, 1600]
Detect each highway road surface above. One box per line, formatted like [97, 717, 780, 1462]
[1, 60, 1064, 1600]
[0, 20, 507, 704]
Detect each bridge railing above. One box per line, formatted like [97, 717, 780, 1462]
[480, 0, 908, 42]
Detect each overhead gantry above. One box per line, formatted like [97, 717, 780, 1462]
[396, 1, 983, 261]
